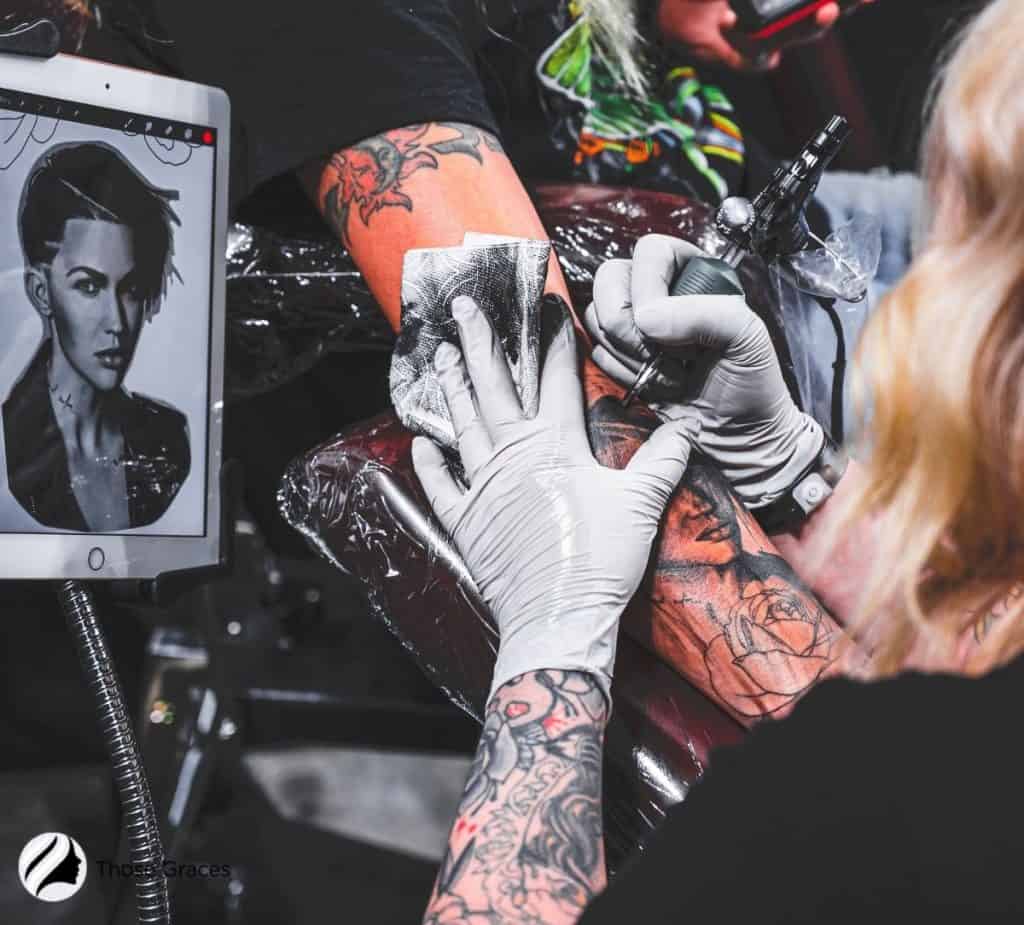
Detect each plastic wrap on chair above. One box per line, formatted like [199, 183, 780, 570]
[226, 185, 840, 422]
[279, 412, 744, 865]
[225, 224, 392, 400]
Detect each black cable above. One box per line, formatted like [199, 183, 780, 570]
[58, 580, 171, 925]
[818, 296, 847, 443]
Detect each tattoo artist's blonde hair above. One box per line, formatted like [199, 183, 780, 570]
[835, 0, 1024, 674]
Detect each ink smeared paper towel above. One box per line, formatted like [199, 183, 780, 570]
[390, 238, 550, 448]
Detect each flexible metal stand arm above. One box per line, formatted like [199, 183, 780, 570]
[58, 580, 172, 925]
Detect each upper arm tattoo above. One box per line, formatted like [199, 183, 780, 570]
[424, 670, 608, 925]
[322, 122, 505, 248]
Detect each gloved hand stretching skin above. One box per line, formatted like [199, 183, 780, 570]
[584, 234, 825, 510]
[412, 295, 699, 706]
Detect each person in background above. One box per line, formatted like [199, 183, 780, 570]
[49, 0, 883, 724]
[136, 0, 873, 328]
[412, 1, 1024, 921]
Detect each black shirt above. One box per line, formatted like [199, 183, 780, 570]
[583, 655, 1024, 923]
[85, 1, 753, 210]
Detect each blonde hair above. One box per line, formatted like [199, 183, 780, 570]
[835, 0, 1024, 675]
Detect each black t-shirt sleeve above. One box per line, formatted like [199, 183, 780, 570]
[152, 0, 500, 207]
[581, 667, 1024, 924]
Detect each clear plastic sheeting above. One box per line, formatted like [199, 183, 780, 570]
[225, 223, 392, 400]
[770, 272, 828, 432]
[779, 212, 883, 303]
[226, 185, 859, 429]
[278, 411, 744, 866]
[814, 170, 920, 293]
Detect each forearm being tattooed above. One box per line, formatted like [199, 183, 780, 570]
[299, 122, 571, 327]
[424, 670, 608, 925]
[583, 378, 849, 725]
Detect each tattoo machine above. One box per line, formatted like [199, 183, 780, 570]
[623, 114, 863, 405]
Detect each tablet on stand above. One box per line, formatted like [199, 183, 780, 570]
[0, 45, 229, 580]
[0, 26, 230, 924]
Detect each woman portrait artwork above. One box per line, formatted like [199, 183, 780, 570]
[2, 142, 190, 531]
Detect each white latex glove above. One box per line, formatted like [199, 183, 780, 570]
[584, 234, 824, 509]
[412, 294, 699, 706]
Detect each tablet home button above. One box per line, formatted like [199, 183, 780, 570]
[88, 547, 105, 571]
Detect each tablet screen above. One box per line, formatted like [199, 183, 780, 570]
[0, 89, 217, 537]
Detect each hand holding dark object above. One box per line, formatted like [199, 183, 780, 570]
[656, 0, 878, 71]
[412, 295, 699, 704]
[585, 234, 823, 510]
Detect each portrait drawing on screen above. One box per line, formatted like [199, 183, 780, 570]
[2, 142, 191, 531]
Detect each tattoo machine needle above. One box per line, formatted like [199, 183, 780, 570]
[622, 115, 852, 406]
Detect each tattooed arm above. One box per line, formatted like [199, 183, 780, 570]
[299, 122, 571, 328]
[424, 671, 609, 925]
[414, 297, 689, 922]
[584, 395, 849, 724]
[305, 128, 848, 723]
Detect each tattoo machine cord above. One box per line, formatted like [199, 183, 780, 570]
[59, 581, 172, 925]
[623, 115, 852, 405]
[821, 297, 847, 443]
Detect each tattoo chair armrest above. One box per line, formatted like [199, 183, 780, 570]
[278, 412, 744, 866]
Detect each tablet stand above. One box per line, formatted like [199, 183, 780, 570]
[59, 582, 171, 923]
[0, 19, 229, 925]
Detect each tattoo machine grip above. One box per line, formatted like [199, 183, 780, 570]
[669, 257, 745, 298]
[622, 115, 851, 406]
[621, 258, 745, 405]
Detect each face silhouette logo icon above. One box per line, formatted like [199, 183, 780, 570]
[18, 832, 87, 902]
